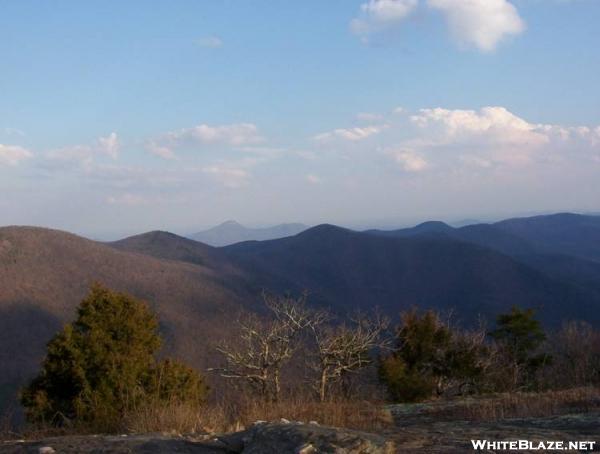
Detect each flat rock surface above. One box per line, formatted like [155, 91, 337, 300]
[1, 434, 226, 454]
[0, 423, 394, 454]
[386, 412, 600, 453]
[2, 412, 598, 453]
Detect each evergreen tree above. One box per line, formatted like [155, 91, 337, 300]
[490, 306, 550, 390]
[379, 310, 452, 402]
[379, 309, 487, 402]
[21, 284, 207, 429]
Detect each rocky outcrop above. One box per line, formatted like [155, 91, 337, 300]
[216, 420, 395, 453]
[4, 411, 598, 453]
[0, 421, 395, 454]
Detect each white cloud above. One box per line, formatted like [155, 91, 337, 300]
[406, 106, 598, 168]
[388, 148, 428, 172]
[97, 132, 120, 159]
[351, 0, 418, 39]
[175, 123, 262, 145]
[196, 36, 223, 48]
[427, 0, 525, 52]
[393, 106, 405, 115]
[411, 106, 547, 146]
[0, 144, 33, 166]
[46, 133, 121, 170]
[308, 107, 599, 176]
[351, 0, 525, 51]
[314, 125, 388, 142]
[147, 142, 178, 160]
[148, 123, 264, 159]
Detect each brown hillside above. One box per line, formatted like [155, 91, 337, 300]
[0, 226, 254, 413]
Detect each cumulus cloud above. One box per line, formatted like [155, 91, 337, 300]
[388, 149, 428, 172]
[411, 106, 546, 145]
[406, 106, 598, 168]
[427, 0, 525, 52]
[314, 106, 600, 175]
[351, 0, 525, 51]
[0, 144, 33, 166]
[148, 123, 264, 159]
[314, 125, 388, 142]
[351, 0, 418, 39]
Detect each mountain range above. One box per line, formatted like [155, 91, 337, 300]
[189, 220, 308, 246]
[1, 212, 600, 415]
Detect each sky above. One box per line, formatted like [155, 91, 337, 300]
[1, 0, 599, 238]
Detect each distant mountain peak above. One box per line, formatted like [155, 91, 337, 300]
[298, 224, 353, 238]
[220, 220, 244, 227]
[190, 221, 309, 247]
[413, 221, 453, 231]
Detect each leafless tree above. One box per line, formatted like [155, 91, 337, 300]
[547, 321, 600, 387]
[210, 292, 324, 401]
[440, 320, 495, 396]
[309, 311, 390, 402]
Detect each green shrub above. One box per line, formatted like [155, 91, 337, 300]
[379, 309, 488, 402]
[20, 284, 207, 431]
[146, 359, 209, 404]
[379, 355, 436, 402]
[490, 306, 551, 390]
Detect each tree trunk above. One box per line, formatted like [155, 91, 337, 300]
[319, 369, 327, 402]
[273, 368, 281, 402]
[259, 369, 269, 400]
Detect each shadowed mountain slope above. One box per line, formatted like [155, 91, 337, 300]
[373, 213, 600, 262]
[367, 214, 600, 289]
[494, 213, 600, 262]
[223, 224, 600, 326]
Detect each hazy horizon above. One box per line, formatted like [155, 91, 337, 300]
[2, 1, 599, 237]
[4, 208, 599, 242]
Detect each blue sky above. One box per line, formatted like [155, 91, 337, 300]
[1, 0, 599, 238]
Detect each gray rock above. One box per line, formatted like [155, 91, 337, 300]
[296, 443, 316, 454]
[218, 422, 395, 454]
[0, 424, 393, 454]
[37, 448, 55, 454]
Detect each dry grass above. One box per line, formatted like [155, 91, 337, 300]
[0, 411, 18, 441]
[429, 386, 600, 422]
[124, 396, 393, 435]
[7, 387, 598, 440]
